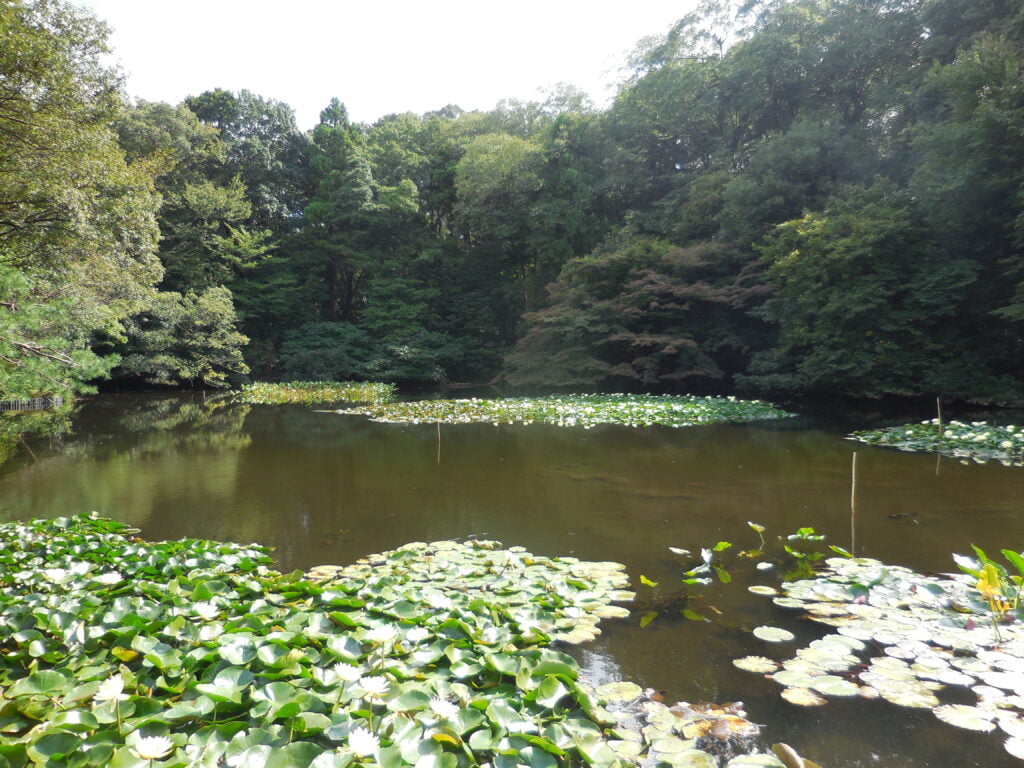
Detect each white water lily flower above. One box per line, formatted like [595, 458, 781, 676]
[193, 601, 219, 620]
[405, 627, 430, 643]
[198, 623, 223, 642]
[94, 571, 122, 585]
[348, 726, 380, 756]
[94, 674, 128, 702]
[358, 675, 390, 698]
[333, 663, 364, 682]
[131, 735, 174, 760]
[365, 625, 398, 644]
[429, 696, 460, 720]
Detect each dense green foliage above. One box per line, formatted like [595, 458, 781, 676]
[0, 0, 162, 397]
[4, 0, 1024, 402]
[337, 394, 791, 428]
[0, 514, 644, 768]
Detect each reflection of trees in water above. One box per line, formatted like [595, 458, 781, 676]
[0, 393, 254, 528]
[0, 404, 75, 471]
[115, 394, 252, 458]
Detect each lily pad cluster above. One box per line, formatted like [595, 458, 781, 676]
[1, 514, 635, 768]
[738, 555, 1024, 761]
[582, 683, 788, 768]
[235, 382, 397, 406]
[307, 541, 635, 647]
[848, 418, 1024, 467]
[336, 395, 791, 429]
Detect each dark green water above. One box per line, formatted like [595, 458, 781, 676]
[2, 392, 1023, 767]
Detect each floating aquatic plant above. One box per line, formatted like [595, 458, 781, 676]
[738, 552, 1024, 761]
[0, 514, 798, 768]
[639, 525, 844, 628]
[235, 380, 397, 405]
[335, 394, 792, 429]
[848, 418, 1024, 467]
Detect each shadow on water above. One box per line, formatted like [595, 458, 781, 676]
[1, 392, 1022, 767]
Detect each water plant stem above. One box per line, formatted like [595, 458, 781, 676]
[850, 451, 857, 556]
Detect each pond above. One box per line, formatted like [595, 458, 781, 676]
[2, 392, 1023, 767]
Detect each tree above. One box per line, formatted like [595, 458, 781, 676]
[506, 231, 768, 392]
[116, 287, 249, 388]
[185, 88, 309, 232]
[0, 267, 118, 397]
[742, 184, 1023, 401]
[0, 0, 162, 397]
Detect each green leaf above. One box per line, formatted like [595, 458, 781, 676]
[1002, 549, 1024, 577]
[328, 611, 358, 628]
[26, 732, 82, 762]
[520, 735, 567, 757]
[8, 671, 69, 697]
[265, 742, 326, 768]
[311, 750, 354, 768]
[533, 676, 569, 709]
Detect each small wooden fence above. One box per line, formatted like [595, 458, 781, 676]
[0, 396, 64, 412]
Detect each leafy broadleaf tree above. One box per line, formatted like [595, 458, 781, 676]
[0, 0, 162, 398]
[115, 287, 250, 388]
[506, 231, 767, 392]
[184, 88, 309, 232]
[742, 184, 1023, 401]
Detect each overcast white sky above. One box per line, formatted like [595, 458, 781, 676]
[71, 1, 697, 129]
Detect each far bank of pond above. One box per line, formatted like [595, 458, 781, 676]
[0, 392, 1022, 767]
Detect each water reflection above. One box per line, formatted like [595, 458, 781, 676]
[0, 393, 1022, 766]
[0, 402, 74, 469]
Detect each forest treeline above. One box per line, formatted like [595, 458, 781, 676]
[2, 0, 1023, 403]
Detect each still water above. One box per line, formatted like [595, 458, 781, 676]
[2, 393, 1023, 767]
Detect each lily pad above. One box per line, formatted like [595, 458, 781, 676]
[595, 681, 643, 704]
[753, 626, 795, 643]
[933, 704, 997, 732]
[780, 687, 827, 707]
[725, 756, 786, 767]
[733, 657, 780, 674]
[1006, 737, 1024, 760]
[809, 676, 860, 697]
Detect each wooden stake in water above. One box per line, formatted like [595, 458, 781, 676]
[936, 395, 944, 436]
[437, 421, 441, 465]
[850, 451, 857, 555]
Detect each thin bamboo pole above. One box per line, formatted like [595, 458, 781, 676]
[850, 451, 857, 555]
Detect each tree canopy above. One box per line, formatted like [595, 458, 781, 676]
[4, 0, 1023, 404]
